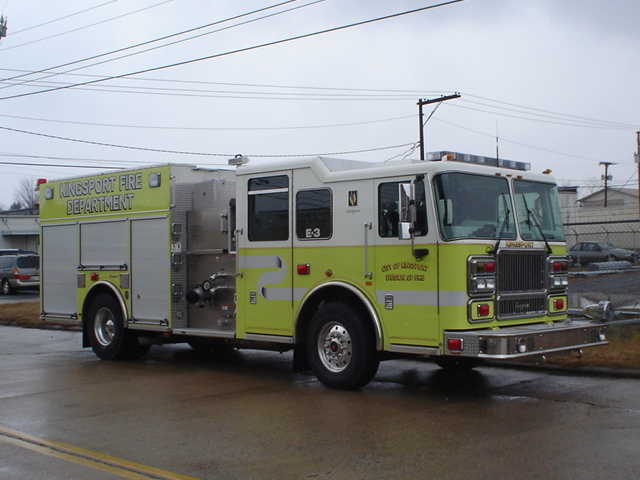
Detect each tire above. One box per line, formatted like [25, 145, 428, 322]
[307, 302, 379, 390]
[87, 294, 128, 360]
[432, 356, 484, 371]
[123, 336, 152, 360]
[1, 279, 12, 295]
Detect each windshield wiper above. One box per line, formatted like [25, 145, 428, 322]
[489, 195, 510, 255]
[521, 195, 552, 254]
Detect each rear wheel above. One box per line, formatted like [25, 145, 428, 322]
[87, 294, 149, 360]
[307, 302, 379, 390]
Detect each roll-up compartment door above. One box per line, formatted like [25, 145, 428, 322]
[131, 217, 169, 324]
[42, 224, 78, 317]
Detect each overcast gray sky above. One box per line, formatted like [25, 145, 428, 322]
[1, 0, 639, 208]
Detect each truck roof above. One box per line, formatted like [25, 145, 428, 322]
[235, 151, 556, 184]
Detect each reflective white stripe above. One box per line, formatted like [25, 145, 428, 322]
[375, 290, 468, 307]
[259, 287, 307, 301]
[240, 255, 304, 301]
[439, 290, 469, 306]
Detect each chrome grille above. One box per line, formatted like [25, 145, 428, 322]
[497, 251, 546, 319]
[497, 296, 546, 318]
[497, 251, 545, 294]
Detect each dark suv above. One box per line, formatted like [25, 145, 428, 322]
[0, 254, 40, 294]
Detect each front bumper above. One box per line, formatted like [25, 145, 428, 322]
[444, 320, 607, 359]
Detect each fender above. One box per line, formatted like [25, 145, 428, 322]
[84, 281, 129, 327]
[297, 280, 383, 351]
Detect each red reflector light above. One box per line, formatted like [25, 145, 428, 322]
[477, 304, 490, 317]
[447, 338, 463, 351]
[553, 261, 567, 272]
[90, 273, 99, 281]
[297, 264, 310, 275]
[554, 299, 564, 310]
[475, 261, 495, 274]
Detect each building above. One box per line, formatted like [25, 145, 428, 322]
[577, 187, 639, 222]
[558, 186, 579, 224]
[0, 208, 39, 252]
[564, 188, 640, 250]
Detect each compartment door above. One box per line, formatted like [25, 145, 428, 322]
[131, 217, 169, 324]
[41, 224, 78, 318]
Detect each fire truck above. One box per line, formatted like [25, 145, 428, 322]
[38, 151, 608, 389]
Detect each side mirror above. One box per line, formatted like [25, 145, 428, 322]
[397, 181, 428, 259]
[398, 222, 412, 240]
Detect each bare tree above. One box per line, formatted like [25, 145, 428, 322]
[14, 177, 39, 209]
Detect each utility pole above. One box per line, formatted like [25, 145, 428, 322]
[636, 131, 640, 217]
[599, 161, 615, 208]
[417, 93, 460, 160]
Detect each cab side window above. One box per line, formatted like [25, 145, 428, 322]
[296, 188, 332, 240]
[378, 181, 427, 238]
[248, 175, 289, 242]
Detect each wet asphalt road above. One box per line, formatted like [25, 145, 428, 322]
[1, 326, 639, 480]
[0, 290, 39, 304]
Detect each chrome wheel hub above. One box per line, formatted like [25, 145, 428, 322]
[94, 308, 116, 347]
[318, 322, 352, 372]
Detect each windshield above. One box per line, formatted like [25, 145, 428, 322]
[433, 173, 516, 240]
[513, 179, 565, 241]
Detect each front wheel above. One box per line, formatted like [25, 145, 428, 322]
[307, 302, 379, 390]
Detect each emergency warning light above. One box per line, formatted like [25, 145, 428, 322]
[426, 151, 531, 171]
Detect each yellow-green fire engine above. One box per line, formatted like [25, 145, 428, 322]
[39, 151, 607, 389]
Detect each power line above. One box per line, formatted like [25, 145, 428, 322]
[463, 93, 638, 130]
[0, 123, 416, 158]
[25, 0, 326, 91]
[0, 0, 466, 102]
[0, 0, 310, 89]
[0, 124, 228, 156]
[0, 111, 414, 131]
[1, 65, 447, 96]
[455, 98, 639, 131]
[8, 1, 119, 36]
[433, 117, 604, 163]
[0, 0, 175, 51]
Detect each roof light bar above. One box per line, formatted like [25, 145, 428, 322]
[425, 151, 531, 172]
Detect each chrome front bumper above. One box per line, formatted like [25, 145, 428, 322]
[444, 320, 608, 359]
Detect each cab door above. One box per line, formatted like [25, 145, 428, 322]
[236, 172, 295, 338]
[373, 178, 440, 348]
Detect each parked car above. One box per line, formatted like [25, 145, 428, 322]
[0, 249, 36, 256]
[568, 242, 638, 266]
[0, 254, 40, 294]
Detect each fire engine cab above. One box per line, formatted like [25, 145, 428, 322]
[39, 151, 607, 389]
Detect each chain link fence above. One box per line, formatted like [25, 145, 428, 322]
[564, 220, 640, 319]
